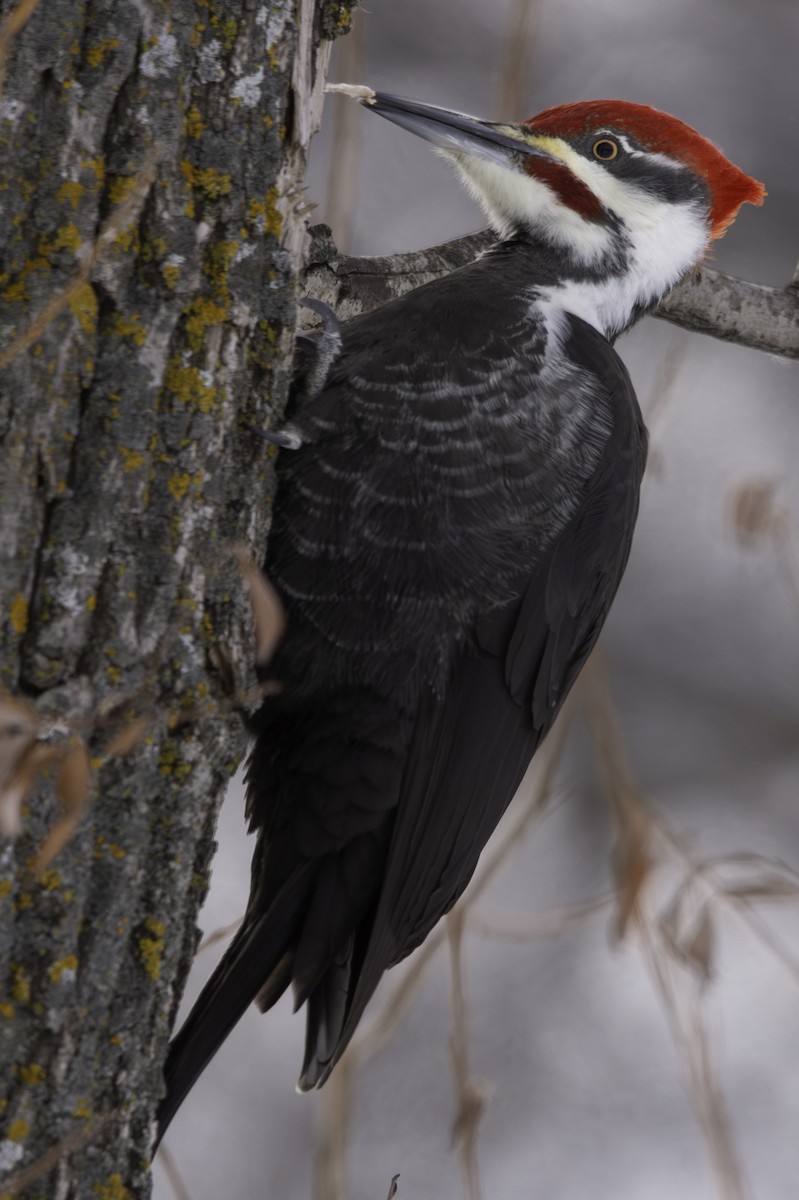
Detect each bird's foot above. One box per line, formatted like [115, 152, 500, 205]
[297, 297, 342, 397]
[247, 422, 305, 450]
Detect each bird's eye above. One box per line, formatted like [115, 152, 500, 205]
[592, 138, 619, 161]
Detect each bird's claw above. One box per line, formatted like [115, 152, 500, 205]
[297, 297, 343, 398]
[300, 296, 341, 339]
[247, 422, 304, 450]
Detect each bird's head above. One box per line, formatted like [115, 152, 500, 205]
[357, 91, 765, 336]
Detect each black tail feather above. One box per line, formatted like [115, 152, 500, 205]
[155, 865, 312, 1146]
[298, 943, 353, 1091]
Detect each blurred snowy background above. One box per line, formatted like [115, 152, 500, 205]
[154, 1, 799, 1198]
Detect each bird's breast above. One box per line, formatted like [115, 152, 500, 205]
[268, 290, 620, 700]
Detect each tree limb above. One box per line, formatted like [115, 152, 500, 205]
[304, 226, 799, 359]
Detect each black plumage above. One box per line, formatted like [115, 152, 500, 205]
[157, 233, 647, 1136]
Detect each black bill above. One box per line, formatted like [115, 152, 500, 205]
[362, 92, 554, 166]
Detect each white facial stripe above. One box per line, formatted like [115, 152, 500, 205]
[615, 133, 638, 156]
[539, 195, 708, 338]
[601, 132, 691, 177]
[443, 149, 615, 262]
[540, 139, 680, 226]
[439, 134, 710, 339]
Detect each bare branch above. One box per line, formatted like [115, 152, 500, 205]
[304, 226, 799, 359]
[651, 822, 799, 991]
[579, 653, 654, 939]
[157, 1145, 194, 1200]
[636, 913, 750, 1200]
[465, 891, 615, 941]
[654, 266, 799, 359]
[580, 661, 760, 1200]
[447, 912, 489, 1200]
[314, 1052, 356, 1200]
[497, 0, 543, 117]
[728, 475, 799, 628]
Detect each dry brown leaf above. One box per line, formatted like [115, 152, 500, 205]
[729, 480, 785, 547]
[209, 642, 236, 694]
[28, 740, 92, 872]
[658, 887, 683, 946]
[724, 879, 799, 900]
[105, 716, 150, 758]
[659, 882, 715, 984]
[0, 0, 42, 94]
[0, 695, 44, 789]
[0, 694, 42, 735]
[612, 829, 651, 940]
[0, 777, 25, 835]
[450, 1075, 491, 1150]
[701, 853, 799, 901]
[720, 862, 799, 900]
[29, 808, 85, 876]
[683, 905, 715, 985]
[231, 544, 286, 666]
[56, 738, 90, 811]
[0, 741, 60, 836]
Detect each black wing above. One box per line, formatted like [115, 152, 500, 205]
[158, 263, 646, 1132]
[303, 316, 647, 1084]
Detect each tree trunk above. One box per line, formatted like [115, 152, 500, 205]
[0, 1, 351, 1195]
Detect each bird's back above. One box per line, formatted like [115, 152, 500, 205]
[251, 244, 647, 1078]
[159, 241, 647, 1127]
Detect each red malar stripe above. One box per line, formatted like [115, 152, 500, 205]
[523, 156, 605, 222]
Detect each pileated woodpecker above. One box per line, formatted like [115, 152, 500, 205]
[157, 93, 764, 1139]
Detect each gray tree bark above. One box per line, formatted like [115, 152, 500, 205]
[0, 1, 351, 1196]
